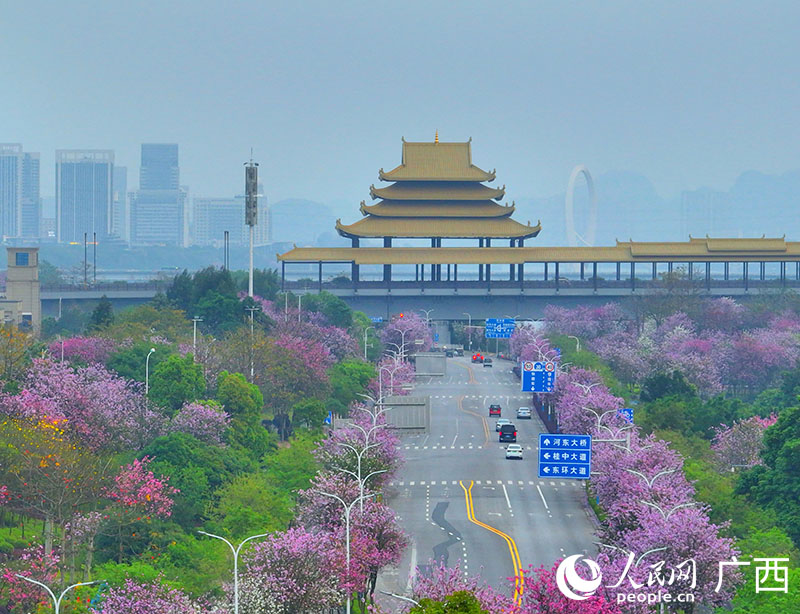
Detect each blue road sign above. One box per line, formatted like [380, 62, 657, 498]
[485, 318, 516, 338]
[434, 333, 439, 342]
[324, 411, 332, 425]
[554, 347, 562, 357]
[521, 360, 557, 392]
[369, 316, 383, 323]
[619, 408, 634, 423]
[538, 433, 592, 479]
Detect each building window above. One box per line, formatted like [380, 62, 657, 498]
[15, 252, 29, 266]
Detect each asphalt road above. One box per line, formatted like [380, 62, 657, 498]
[379, 355, 597, 603]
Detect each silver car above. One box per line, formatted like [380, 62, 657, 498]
[516, 407, 532, 419]
[495, 418, 512, 432]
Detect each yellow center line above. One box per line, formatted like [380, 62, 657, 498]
[457, 395, 489, 446]
[460, 480, 524, 602]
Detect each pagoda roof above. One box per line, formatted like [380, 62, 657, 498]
[335, 216, 541, 239]
[378, 140, 495, 182]
[360, 200, 515, 218]
[370, 182, 505, 201]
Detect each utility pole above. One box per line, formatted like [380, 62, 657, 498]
[363, 326, 374, 360]
[244, 156, 259, 297]
[245, 306, 259, 381]
[92, 231, 96, 284]
[191, 316, 203, 357]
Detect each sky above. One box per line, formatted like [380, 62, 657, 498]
[3, 0, 799, 209]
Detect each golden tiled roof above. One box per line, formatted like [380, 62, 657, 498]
[370, 182, 505, 201]
[378, 140, 495, 182]
[278, 237, 800, 264]
[335, 216, 541, 239]
[360, 200, 515, 218]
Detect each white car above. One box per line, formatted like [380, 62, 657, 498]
[505, 444, 523, 460]
[516, 407, 532, 419]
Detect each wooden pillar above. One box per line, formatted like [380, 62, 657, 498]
[454, 264, 458, 281]
[706, 262, 711, 291]
[688, 262, 693, 280]
[781, 262, 786, 287]
[383, 237, 392, 283]
[652, 262, 657, 280]
[616, 262, 621, 281]
[631, 262, 636, 291]
[580, 262, 585, 280]
[760, 262, 765, 281]
[593, 262, 598, 291]
[555, 263, 560, 291]
[318, 261, 323, 291]
[668, 262, 673, 274]
[544, 262, 548, 281]
[281, 260, 285, 291]
[744, 262, 748, 291]
[485, 238, 491, 282]
[724, 262, 729, 281]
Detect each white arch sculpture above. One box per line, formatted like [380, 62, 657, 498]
[565, 165, 598, 247]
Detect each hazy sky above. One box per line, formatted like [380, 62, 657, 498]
[3, 0, 799, 206]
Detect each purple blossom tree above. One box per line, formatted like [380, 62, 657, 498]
[92, 577, 210, 613]
[169, 401, 230, 445]
[711, 414, 778, 471]
[47, 336, 116, 364]
[380, 313, 433, 356]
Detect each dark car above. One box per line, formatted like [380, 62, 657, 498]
[489, 404, 502, 417]
[483, 357, 493, 367]
[499, 423, 517, 443]
[445, 350, 454, 357]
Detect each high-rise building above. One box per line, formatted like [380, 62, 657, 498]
[112, 166, 128, 241]
[56, 150, 113, 243]
[140, 144, 179, 190]
[0, 144, 40, 239]
[130, 144, 186, 246]
[192, 197, 245, 246]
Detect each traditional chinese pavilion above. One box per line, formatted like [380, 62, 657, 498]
[280, 136, 540, 284]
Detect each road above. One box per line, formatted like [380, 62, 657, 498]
[379, 355, 597, 603]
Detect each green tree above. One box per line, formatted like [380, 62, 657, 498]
[301, 291, 353, 328]
[106, 342, 174, 382]
[232, 268, 281, 300]
[411, 592, 488, 613]
[261, 432, 319, 493]
[216, 371, 274, 459]
[328, 359, 376, 408]
[166, 269, 194, 312]
[291, 398, 328, 429]
[86, 295, 114, 332]
[148, 354, 206, 413]
[207, 472, 293, 538]
[104, 303, 191, 343]
[38, 259, 64, 285]
[638, 396, 698, 435]
[195, 290, 243, 333]
[640, 369, 697, 402]
[352, 311, 382, 361]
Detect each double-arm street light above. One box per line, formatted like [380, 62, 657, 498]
[198, 531, 270, 614]
[145, 347, 156, 395]
[14, 576, 101, 614]
[419, 309, 434, 326]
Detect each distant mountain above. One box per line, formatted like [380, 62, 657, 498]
[270, 198, 337, 246]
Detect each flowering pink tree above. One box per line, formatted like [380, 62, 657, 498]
[241, 527, 345, 612]
[93, 577, 209, 613]
[2, 358, 165, 452]
[726, 327, 800, 391]
[711, 414, 778, 471]
[367, 355, 416, 398]
[0, 544, 59, 614]
[588, 332, 648, 387]
[551, 369, 624, 435]
[105, 456, 178, 518]
[544, 303, 628, 340]
[515, 561, 624, 614]
[699, 297, 745, 332]
[47, 335, 116, 364]
[274, 333, 335, 380]
[412, 562, 516, 611]
[169, 401, 230, 445]
[380, 313, 433, 355]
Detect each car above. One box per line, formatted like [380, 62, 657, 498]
[483, 357, 493, 367]
[495, 418, 512, 432]
[471, 353, 484, 363]
[499, 423, 517, 443]
[516, 407, 532, 419]
[489, 404, 502, 416]
[445, 349, 454, 357]
[505, 444, 523, 460]
[454, 348, 464, 356]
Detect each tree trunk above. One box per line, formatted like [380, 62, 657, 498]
[84, 535, 95, 581]
[44, 516, 54, 558]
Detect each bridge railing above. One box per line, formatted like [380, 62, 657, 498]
[41, 281, 171, 292]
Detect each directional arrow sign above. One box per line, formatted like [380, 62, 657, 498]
[538, 433, 592, 480]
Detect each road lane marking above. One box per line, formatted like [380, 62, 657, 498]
[405, 539, 417, 591]
[502, 484, 512, 512]
[460, 480, 524, 602]
[536, 484, 549, 510]
[457, 394, 489, 446]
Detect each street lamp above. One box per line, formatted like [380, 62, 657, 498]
[191, 316, 203, 357]
[14, 576, 101, 614]
[145, 347, 156, 395]
[245, 306, 260, 381]
[462, 312, 472, 351]
[567, 335, 581, 352]
[378, 590, 420, 607]
[363, 326, 374, 360]
[198, 531, 270, 614]
[419, 309, 434, 326]
[316, 491, 374, 614]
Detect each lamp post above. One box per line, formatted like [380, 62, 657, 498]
[419, 309, 434, 326]
[567, 335, 581, 352]
[191, 316, 203, 357]
[463, 312, 472, 351]
[245, 306, 260, 381]
[316, 491, 374, 614]
[378, 590, 420, 607]
[363, 326, 374, 360]
[198, 531, 269, 614]
[145, 347, 156, 395]
[14, 576, 101, 614]
[297, 294, 302, 322]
